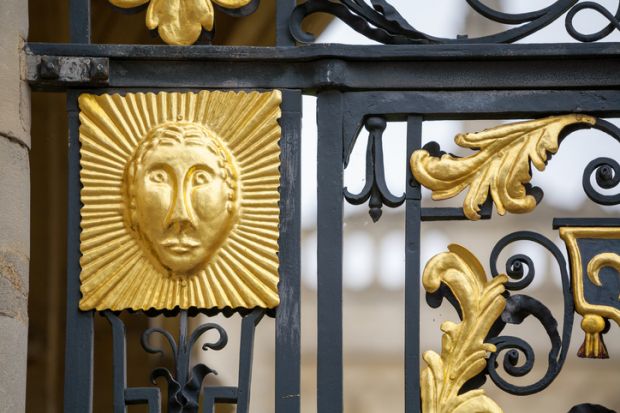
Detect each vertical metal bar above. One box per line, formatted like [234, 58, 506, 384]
[104, 312, 128, 413]
[70, 0, 91, 43]
[275, 0, 296, 46]
[316, 91, 344, 413]
[237, 310, 265, 413]
[64, 90, 94, 413]
[275, 89, 302, 413]
[405, 116, 423, 413]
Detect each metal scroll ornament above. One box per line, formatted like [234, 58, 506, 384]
[411, 115, 595, 220]
[108, 0, 258, 45]
[290, 1, 620, 44]
[78, 90, 282, 311]
[344, 116, 405, 222]
[421, 244, 507, 413]
[559, 226, 620, 358]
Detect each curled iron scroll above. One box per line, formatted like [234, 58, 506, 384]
[142, 311, 228, 412]
[581, 119, 620, 205]
[487, 231, 574, 395]
[290, 0, 620, 44]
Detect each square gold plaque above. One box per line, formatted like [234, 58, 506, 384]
[78, 90, 282, 311]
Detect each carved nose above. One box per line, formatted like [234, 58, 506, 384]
[166, 186, 193, 228]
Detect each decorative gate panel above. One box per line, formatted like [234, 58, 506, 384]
[26, 1, 620, 412]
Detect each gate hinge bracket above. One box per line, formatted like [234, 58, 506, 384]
[25, 55, 109, 89]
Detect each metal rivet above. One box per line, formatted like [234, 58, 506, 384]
[89, 60, 109, 81]
[39, 56, 59, 80]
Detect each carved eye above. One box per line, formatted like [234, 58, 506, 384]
[148, 169, 168, 184]
[192, 170, 211, 186]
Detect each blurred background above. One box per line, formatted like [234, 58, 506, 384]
[26, 1, 620, 412]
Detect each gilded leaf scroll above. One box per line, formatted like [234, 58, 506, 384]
[421, 244, 508, 413]
[79, 90, 282, 311]
[109, 0, 253, 45]
[411, 115, 596, 220]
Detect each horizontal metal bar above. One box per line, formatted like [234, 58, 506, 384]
[341, 90, 620, 161]
[421, 207, 492, 221]
[25, 42, 620, 62]
[553, 218, 620, 228]
[344, 90, 620, 119]
[29, 58, 620, 92]
[25, 45, 620, 91]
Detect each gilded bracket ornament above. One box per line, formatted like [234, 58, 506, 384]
[410, 115, 596, 220]
[559, 227, 620, 358]
[108, 0, 256, 45]
[421, 244, 507, 413]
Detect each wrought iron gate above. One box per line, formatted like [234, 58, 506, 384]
[26, 1, 620, 412]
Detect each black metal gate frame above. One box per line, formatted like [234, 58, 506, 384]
[25, 1, 620, 412]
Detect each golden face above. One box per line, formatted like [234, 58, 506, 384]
[126, 123, 238, 276]
[78, 90, 282, 311]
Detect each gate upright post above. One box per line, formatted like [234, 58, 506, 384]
[316, 91, 344, 413]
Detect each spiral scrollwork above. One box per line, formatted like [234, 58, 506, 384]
[565, 1, 620, 42]
[290, 0, 620, 45]
[579, 119, 620, 206]
[487, 231, 574, 395]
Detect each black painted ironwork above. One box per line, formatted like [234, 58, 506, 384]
[554, 218, 620, 361]
[291, 0, 620, 45]
[344, 116, 405, 222]
[105, 311, 161, 413]
[487, 231, 574, 395]
[30, 0, 620, 412]
[581, 119, 620, 206]
[142, 311, 228, 413]
[569, 403, 617, 413]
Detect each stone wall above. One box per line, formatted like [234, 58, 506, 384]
[0, 1, 30, 412]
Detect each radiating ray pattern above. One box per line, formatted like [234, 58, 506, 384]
[78, 91, 282, 311]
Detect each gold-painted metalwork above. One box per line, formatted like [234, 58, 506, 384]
[109, 0, 253, 45]
[588, 253, 620, 299]
[560, 227, 620, 358]
[78, 90, 282, 311]
[410, 115, 596, 220]
[421, 244, 507, 413]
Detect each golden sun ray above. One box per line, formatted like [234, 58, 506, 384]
[78, 90, 282, 311]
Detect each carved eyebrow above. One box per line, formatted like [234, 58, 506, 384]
[184, 138, 220, 156]
[191, 163, 216, 175]
[157, 136, 179, 146]
[184, 137, 205, 146]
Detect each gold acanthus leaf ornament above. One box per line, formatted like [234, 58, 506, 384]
[410, 115, 596, 220]
[421, 244, 508, 413]
[109, 0, 253, 45]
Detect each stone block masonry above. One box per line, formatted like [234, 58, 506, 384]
[0, 0, 30, 412]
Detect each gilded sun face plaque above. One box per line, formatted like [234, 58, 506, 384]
[78, 91, 282, 311]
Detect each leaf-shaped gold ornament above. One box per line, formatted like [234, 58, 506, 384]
[420, 244, 508, 413]
[109, 0, 253, 45]
[410, 115, 595, 220]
